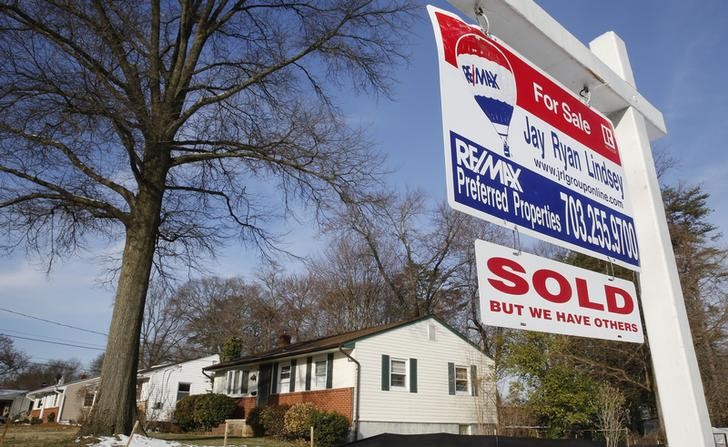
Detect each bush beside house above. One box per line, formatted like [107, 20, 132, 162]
[259, 403, 350, 447]
[174, 394, 237, 432]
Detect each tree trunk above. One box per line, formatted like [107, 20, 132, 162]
[79, 182, 164, 436]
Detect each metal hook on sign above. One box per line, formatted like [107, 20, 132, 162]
[606, 257, 615, 281]
[474, 4, 490, 36]
[579, 85, 592, 105]
[512, 226, 522, 256]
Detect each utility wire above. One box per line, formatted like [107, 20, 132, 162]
[0, 333, 105, 351]
[0, 307, 108, 336]
[3, 328, 106, 349]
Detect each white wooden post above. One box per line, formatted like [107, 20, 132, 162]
[590, 31, 714, 446]
[125, 420, 140, 447]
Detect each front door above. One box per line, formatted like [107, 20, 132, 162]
[257, 363, 272, 406]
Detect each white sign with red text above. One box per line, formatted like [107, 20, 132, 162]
[475, 239, 644, 343]
[428, 6, 640, 270]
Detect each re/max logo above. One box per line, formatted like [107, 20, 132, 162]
[454, 136, 522, 192]
[461, 65, 500, 89]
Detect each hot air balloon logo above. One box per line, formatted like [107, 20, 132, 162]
[455, 34, 516, 157]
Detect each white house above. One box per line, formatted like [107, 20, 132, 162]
[23, 354, 218, 425]
[137, 354, 219, 422]
[0, 389, 32, 421]
[205, 315, 496, 439]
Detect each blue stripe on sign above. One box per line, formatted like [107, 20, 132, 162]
[474, 96, 513, 126]
[449, 130, 639, 268]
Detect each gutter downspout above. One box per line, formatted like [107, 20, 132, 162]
[202, 369, 215, 391]
[338, 344, 360, 440]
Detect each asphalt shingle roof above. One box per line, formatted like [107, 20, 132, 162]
[204, 315, 432, 371]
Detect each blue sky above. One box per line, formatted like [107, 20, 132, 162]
[1, 0, 726, 368]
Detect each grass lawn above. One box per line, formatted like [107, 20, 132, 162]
[151, 432, 300, 446]
[0, 423, 81, 446]
[0, 424, 299, 447]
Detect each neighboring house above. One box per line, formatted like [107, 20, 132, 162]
[0, 389, 32, 421]
[205, 315, 496, 439]
[24, 354, 218, 425]
[26, 376, 100, 424]
[137, 354, 219, 422]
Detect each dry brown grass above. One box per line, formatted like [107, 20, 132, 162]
[0, 423, 299, 446]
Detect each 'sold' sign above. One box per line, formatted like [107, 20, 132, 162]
[428, 6, 640, 270]
[475, 239, 644, 343]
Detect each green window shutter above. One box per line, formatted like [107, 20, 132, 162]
[290, 359, 297, 393]
[271, 363, 278, 395]
[241, 370, 249, 394]
[448, 362, 455, 395]
[381, 355, 390, 391]
[326, 353, 334, 389]
[305, 357, 312, 391]
[409, 358, 418, 393]
[471, 365, 478, 396]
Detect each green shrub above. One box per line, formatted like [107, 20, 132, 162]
[192, 393, 237, 431]
[260, 404, 290, 437]
[245, 406, 264, 436]
[46, 412, 56, 423]
[312, 410, 350, 447]
[29, 416, 42, 425]
[284, 402, 317, 439]
[174, 395, 200, 431]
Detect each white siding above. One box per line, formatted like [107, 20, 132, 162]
[354, 319, 496, 426]
[140, 354, 218, 422]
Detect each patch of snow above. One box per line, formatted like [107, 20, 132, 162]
[88, 435, 186, 447]
[87, 434, 260, 447]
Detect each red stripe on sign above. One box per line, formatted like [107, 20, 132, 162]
[435, 12, 621, 165]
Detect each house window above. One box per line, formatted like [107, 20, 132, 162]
[279, 364, 291, 392]
[226, 370, 242, 395]
[428, 324, 437, 341]
[455, 366, 469, 393]
[314, 360, 327, 389]
[225, 371, 233, 394]
[83, 392, 95, 408]
[233, 370, 241, 394]
[35, 399, 42, 409]
[176, 382, 191, 401]
[390, 359, 406, 388]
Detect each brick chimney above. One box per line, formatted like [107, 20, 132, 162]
[276, 331, 291, 348]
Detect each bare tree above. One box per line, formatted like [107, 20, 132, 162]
[5, 358, 82, 389]
[596, 383, 628, 447]
[333, 193, 474, 319]
[307, 237, 390, 333]
[0, 335, 29, 383]
[0, 0, 414, 435]
[139, 281, 189, 369]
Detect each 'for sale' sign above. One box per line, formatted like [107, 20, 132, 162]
[475, 239, 644, 343]
[428, 6, 640, 270]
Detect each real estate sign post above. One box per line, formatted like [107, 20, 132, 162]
[429, 2, 714, 445]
